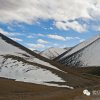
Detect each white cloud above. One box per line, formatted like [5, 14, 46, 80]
[65, 36, 82, 41]
[0, 28, 15, 36]
[55, 21, 87, 33]
[26, 33, 44, 39]
[55, 22, 68, 30]
[79, 39, 85, 42]
[27, 35, 34, 38]
[37, 39, 48, 44]
[10, 37, 23, 42]
[0, 0, 100, 32]
[65, 37, 74, 40]
[50, 27, 53, 30]
[0, 28, 23, 42]
[48, 34, 66, 41]
[47, 35, 82, 41]
[27, 43, 45, 50]
[0, 28, 22, 36]
[37, 34, 44, 36]
[88, 3, 100, 21]
[92, 25, 100, 31]
[33, 33, 45, 37]
[74, 37, 81, 39]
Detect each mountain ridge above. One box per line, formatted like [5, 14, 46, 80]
[55, 35, 100, 67]
[40, 47, 67, 60]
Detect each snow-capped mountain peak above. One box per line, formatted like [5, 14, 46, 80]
[40, 47, 67, 60]
[55, 35, 100, 67]
[59, 35, 100, 60]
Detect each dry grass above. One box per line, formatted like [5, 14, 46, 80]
[0, 78, 100, 100]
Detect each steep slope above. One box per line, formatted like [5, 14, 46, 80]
[40, 47, 67, 60]
[0, 33, 73, 88]
[55, 35, 100, 67]
[0, 33, 60, 71]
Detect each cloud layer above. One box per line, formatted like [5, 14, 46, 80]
[37, 39, 48, 44]
[27, 43, 45, 50]
[0, 0, 100, 32]
[55, 21, 87, 33]
[48, 34, 66, 41]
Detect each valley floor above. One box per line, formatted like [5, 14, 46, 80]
[0, 78, 100, 100]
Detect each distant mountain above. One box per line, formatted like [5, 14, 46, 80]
[55, 35, 100, 67]
[33, 50, 40, 54]
[40, 47, 67, 60]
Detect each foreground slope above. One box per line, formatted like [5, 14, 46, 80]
[0, 33, 71, 88]
[0, 78, 100, 100]
[55, 35, 100, 67]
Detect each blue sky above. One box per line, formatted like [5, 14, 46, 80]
[0, 0, 100, 51]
